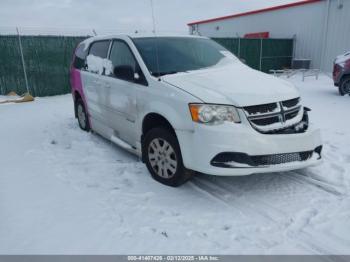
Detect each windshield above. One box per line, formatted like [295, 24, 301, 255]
[132, 37, 237, 76]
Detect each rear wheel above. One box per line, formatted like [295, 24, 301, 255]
[76, 99, 90, 131]
[143, 128, 193, 187]
[339, 76, 350, 96]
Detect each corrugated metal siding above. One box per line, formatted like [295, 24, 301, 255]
[323, 0, 350, 71]
[193, 1, 334, 70]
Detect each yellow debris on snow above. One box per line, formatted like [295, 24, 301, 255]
[7, 91, 18, 96]
[0, 92, 35, 104]
[16, 93, 35, 103]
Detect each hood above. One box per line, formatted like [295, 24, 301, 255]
[162, 63, 300, 107]
[335, 51, 350, 64]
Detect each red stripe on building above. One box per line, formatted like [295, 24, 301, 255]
[187, 0, 322, 26]
[244, 32, 270, 39]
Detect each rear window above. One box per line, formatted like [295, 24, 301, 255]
[89, 41, 110, 58]
[73, 42, 88, 69]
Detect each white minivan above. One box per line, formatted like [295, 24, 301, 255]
[70, 34, 322, 187]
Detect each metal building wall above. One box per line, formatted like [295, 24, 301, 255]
[322, 0, 350, 72]
[192, 1, 328, 70]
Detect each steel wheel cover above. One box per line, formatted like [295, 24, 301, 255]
[148, 138, 178, 179]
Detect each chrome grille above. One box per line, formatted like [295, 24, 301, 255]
[244, 97, 303, 133]
[244, 102, 278, 115]
[282, 98, 300, 109]
[251, 116, 280, 126]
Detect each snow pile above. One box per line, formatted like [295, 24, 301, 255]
[0, 94, 26, 104]
[0, 73, 350, 254]
[0, 95, 20, 103]
[86, 54, 113, 75]
[0, 92, 35, 104]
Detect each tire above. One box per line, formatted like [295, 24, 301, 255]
[339, 76, 350, 96]
[76, 99, 90, 131]
[143, 127, 193, 187]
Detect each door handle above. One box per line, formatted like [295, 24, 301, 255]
[105, 83, 111, 89]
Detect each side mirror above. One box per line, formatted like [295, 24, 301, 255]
[113, 65, 135, 82]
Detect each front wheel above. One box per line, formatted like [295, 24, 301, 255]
[143, 128, 193, 187]
[339, 76, 350, 96]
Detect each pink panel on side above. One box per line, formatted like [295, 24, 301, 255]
[70, 67, 91, 127]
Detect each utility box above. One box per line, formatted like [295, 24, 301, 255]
[292, 59, 311, 69]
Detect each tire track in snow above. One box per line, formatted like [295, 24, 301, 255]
[190, 173, 347, 254]
[190, 176, 317, 253]
[190, 177, 284, 225]
[213, 175, 348, 254]
[284, 171, 345, 197]
[208, 177, 289, 222]
[286, 220, 350, 255]
[188, 179, 246, 216]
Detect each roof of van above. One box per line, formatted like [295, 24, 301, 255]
[79, 33, 206, 50]
[83, 33, 205, 42]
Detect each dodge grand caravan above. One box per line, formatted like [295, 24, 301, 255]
[70, 35, 322, 187]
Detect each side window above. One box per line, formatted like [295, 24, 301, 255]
[86, 40, 112, 75]
[89, 41, 110, 58]
[108, 40, 147, 85]
[109, 41, 137, 75]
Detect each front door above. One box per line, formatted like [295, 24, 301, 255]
[101, 40, 140, 147]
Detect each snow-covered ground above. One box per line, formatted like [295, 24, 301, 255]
[0, 73, 349, 254]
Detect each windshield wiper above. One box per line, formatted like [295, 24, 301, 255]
[151, 71, 182, 77]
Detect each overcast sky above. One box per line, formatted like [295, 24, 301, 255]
[0, 0, 303, 34]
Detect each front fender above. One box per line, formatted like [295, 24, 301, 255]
[135, 79, 201, 139]
[137, 102, 196, 169]
[141, 102, 194, 131]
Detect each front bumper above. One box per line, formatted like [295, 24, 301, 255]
[176, 122, 322, 176]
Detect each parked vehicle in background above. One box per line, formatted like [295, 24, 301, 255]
[70, 34, 322, 187]
[333, 51, 350, 96]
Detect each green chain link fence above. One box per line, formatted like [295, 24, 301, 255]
[0, 35, 87, 96]
[213, 38, 294, 73]
[0, 35, 293, 97]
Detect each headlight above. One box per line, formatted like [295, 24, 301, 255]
[189, 104, 241, 125]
